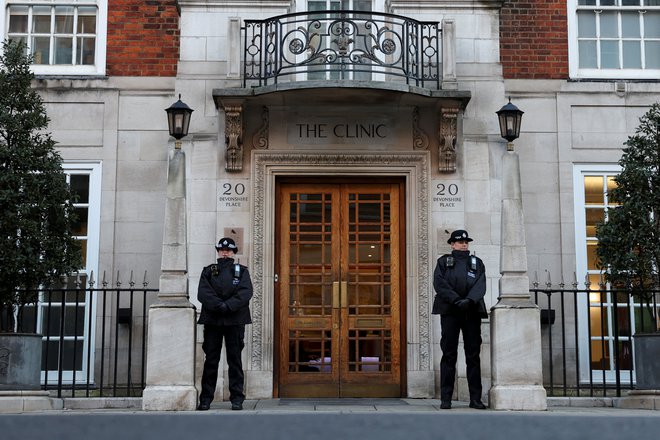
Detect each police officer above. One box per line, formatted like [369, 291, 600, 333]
[432, 230, 488, 410]
[197, 237, 253, 411]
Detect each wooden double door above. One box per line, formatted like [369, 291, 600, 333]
[276, 179, 405, 397]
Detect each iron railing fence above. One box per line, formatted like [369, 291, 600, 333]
[243, 10, 442, 88]
[8, 271, 158, 398]
[531, 274, 660, 398]
[10, 268, 660, 400]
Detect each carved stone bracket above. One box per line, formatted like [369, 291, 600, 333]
[412, 107, 429, 150]
[224, 104, 244, 171]
[252, 106, 269, 150]
[438, 107, 459, 173]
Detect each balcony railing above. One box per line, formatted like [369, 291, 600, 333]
[243, 11, 443, 89]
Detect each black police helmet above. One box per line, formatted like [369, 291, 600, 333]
[447, 229, 473, 244]
[215, 237, 238, 253]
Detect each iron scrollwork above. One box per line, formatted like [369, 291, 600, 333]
[243, 11, 440, 88]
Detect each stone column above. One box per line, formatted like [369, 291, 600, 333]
[489, 149, 547, 410]
[142, 145, 197, 411]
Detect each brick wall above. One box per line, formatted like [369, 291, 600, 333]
[500, 1, 569, 79]
[106, 0, 180, 76]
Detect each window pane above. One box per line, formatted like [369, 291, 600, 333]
[69, 175, 90, 203]
[584, 176, 604, 205]
[623, 41, 641, 68]
[621, 12, 640, 38]
[32, 36, 50, 64]
[587, 241, 600, 270]
[354, 0, 372, 11]
[646, 41, 660, 68]
[646, 12, 660, 38]
[32, 6, 52, 33]
[73, 207, 89, 235]
[600, 40, 620, 68]
[585, 208, 605, 237]
[77, 7, 97, 34]
[622, 0, 640, 5]
[578, 11, 597, 38]
[606, 176, 618, 204]
[55, 6, 75, 33]
[79, 238, 88, 268]
[54, 37, 73, 64]
[578, 0, 596, 5]
[579, 40, 598, 68]
[308, 0, 326, 10]
[77, 37, 96, 65]
[8, 6, 29, 33]
[600, 12, 618, 39]
[9, 36, 28, 51]
[600, 0, 616, 5]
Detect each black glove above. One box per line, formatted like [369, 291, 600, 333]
[218, 302, 229, 315]
[454, 298, 471, 312]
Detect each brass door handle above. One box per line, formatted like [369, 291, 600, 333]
[333, 281, 340, 309]
[333, 281, 348, 308]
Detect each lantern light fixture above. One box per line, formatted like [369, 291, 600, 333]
[496, 98, 524, 150]
[165, 94, 194, 148]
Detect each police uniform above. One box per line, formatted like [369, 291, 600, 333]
[432, 230, 488, 409]
[197, 238, 253, 411]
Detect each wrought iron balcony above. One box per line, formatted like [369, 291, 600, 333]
[242, 10, 444, 89]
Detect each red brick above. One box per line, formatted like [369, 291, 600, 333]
[106, 0, 179, 77]
[500, 0, 569, 79]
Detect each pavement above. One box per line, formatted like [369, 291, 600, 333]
[1, 398, 660, 440]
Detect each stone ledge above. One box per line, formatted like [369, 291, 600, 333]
[615, 390, 660, 411]
[547, 397, 614, 408]
[63, 397, 142, 410]
[0, 391, 62, 413]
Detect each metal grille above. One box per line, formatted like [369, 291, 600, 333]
[243, 10, 441, 88]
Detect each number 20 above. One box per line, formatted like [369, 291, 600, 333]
[222, 183, 246, 195]
[436, 183, 458, 196]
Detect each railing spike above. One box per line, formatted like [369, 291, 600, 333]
[532, 271, 539, 288]
[584, 273, 591, 290]
[545, 270, 552, 289]
[572, 272, 578, 289]
[116, 270, 122, 288]
[88, 270, 95, 288]
[559, 273, 565, 289]
[143, 270, 149, 288]
[129, 270, 135, 288]
[102, 270, 108, 288]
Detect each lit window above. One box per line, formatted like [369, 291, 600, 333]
[4, 1, 107, 75]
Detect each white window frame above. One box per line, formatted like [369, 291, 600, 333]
[568, 0, 660, 79]
[573, 164, 641, 385]
[39, 161, 101, 384]
[1, 0, 107, 76]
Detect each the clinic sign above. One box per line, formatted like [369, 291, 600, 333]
[286, 111, 399, 147]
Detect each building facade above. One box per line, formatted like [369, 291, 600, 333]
[2, 0, 659, 402]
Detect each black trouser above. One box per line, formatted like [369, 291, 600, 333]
[199, 324, 246, 404]
[440, 312, 482, 402]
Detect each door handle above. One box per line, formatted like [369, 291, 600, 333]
[332, 282, 340, 309]
[341, 281, 348, 308]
